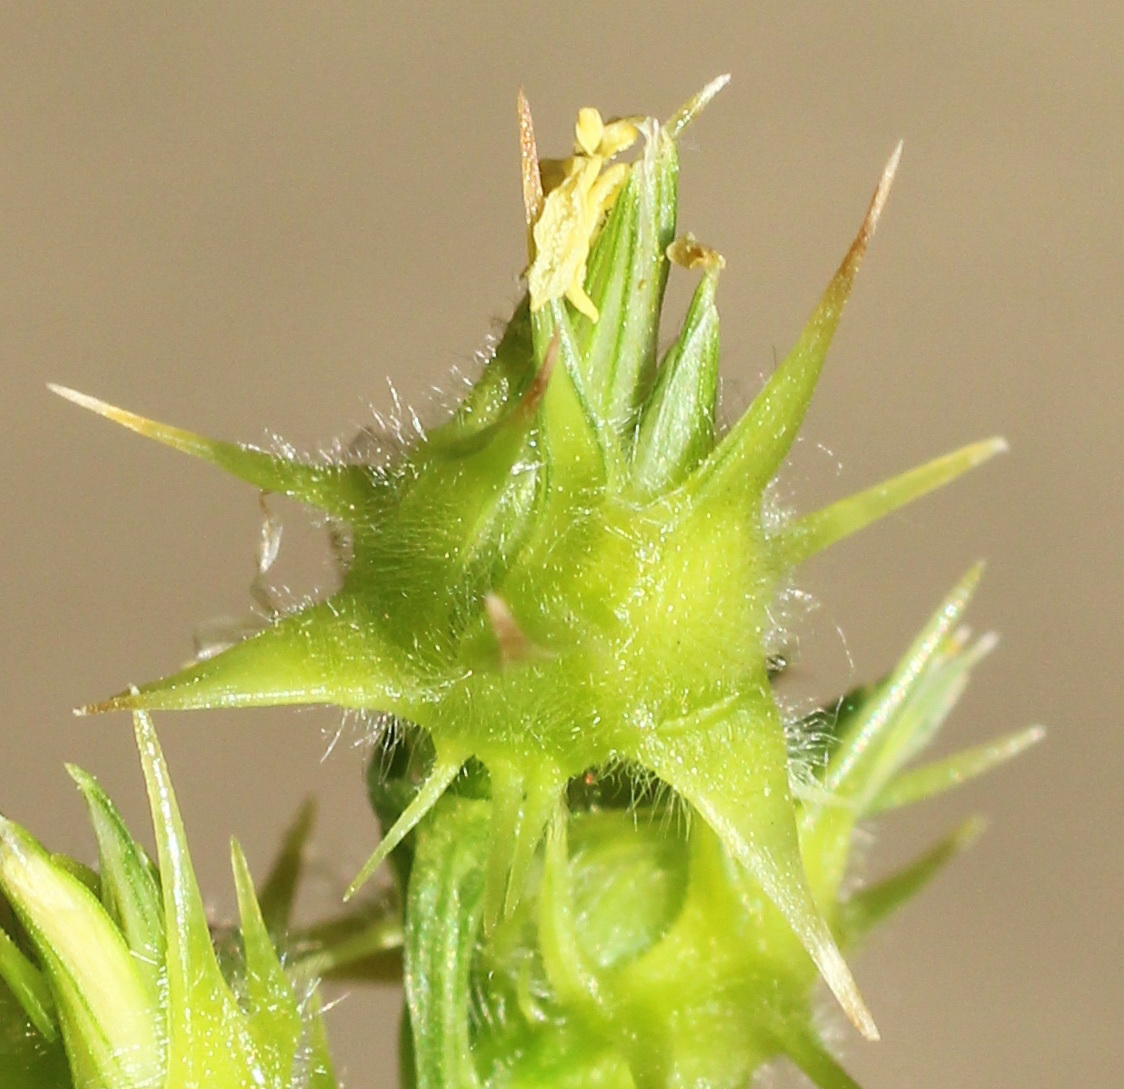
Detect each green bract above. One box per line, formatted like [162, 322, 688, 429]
[0, 712, 337, 1089]
[45, 79, 1040, 1087]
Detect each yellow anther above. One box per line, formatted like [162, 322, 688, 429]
[575, 107, 605, 157]
[575, 108, 639, 159]
[667, 232, 726, 273]
[528, 106, 640, 320]
[597, 117, 640, 158]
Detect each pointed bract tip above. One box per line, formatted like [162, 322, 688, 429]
[777, 436, 1010, 567]
[64, 763, 95, 789]
[667, 74, 731, 139]
[970, 436, 1008, 461]
[873, 140, 904, 223]
[76, 691, 133, 716]
[844, 141, 902, 273]
[955, 814, 990, 850]
[345, 757, 464, 901]
[49, 383, 134, 425]
[964, 628, 1001, 668]
[819, 942, 880, 1040]
[47, 385, 206, 461]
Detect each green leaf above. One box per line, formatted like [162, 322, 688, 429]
[632, 265, 720, 497]
[404, 796, 490, 1089]
[575, 126, 678, 437]
[0, 816, 163, 1089]
[67, 765, 164, 1009]
[802, 569, 987, 898]
[532, 302, 610, 486]
[0, 926, 56, 1041]
[823, 564, 984, 803]
[0, 978, 70, 1089]
[133, 710, 264, 1087]
[231, 839, 300, 1084]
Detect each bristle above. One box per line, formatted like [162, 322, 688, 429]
[837, 818, 986, 944]
[776, 438, 1007, 566]
[869, 725, 1045, 814]
[346, 757, 464, 900]
[688, 144, 902, 503]
[49, 384, 367, 519]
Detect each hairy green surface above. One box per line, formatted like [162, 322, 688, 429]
[28, 79, 1039, 1088]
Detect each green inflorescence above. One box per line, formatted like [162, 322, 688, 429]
[20, 78, 1040, 1088]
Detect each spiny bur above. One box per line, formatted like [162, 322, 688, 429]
[43, 78, 1040, 1088]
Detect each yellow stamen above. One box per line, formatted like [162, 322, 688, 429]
[527, 106, 640, 320]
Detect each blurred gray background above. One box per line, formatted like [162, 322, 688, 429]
[1, 4, 1119, 1086]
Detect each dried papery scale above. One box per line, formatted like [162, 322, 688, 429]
[37, 79, 1041, 1088]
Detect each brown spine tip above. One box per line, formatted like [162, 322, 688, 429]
[75, 688, 138, 715]
[839, 140, 903, 283]
[516, 328, 559, 421]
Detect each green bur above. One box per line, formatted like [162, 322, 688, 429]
[0, 712, 337, 1089]
[50, 79, 1038, 1086]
